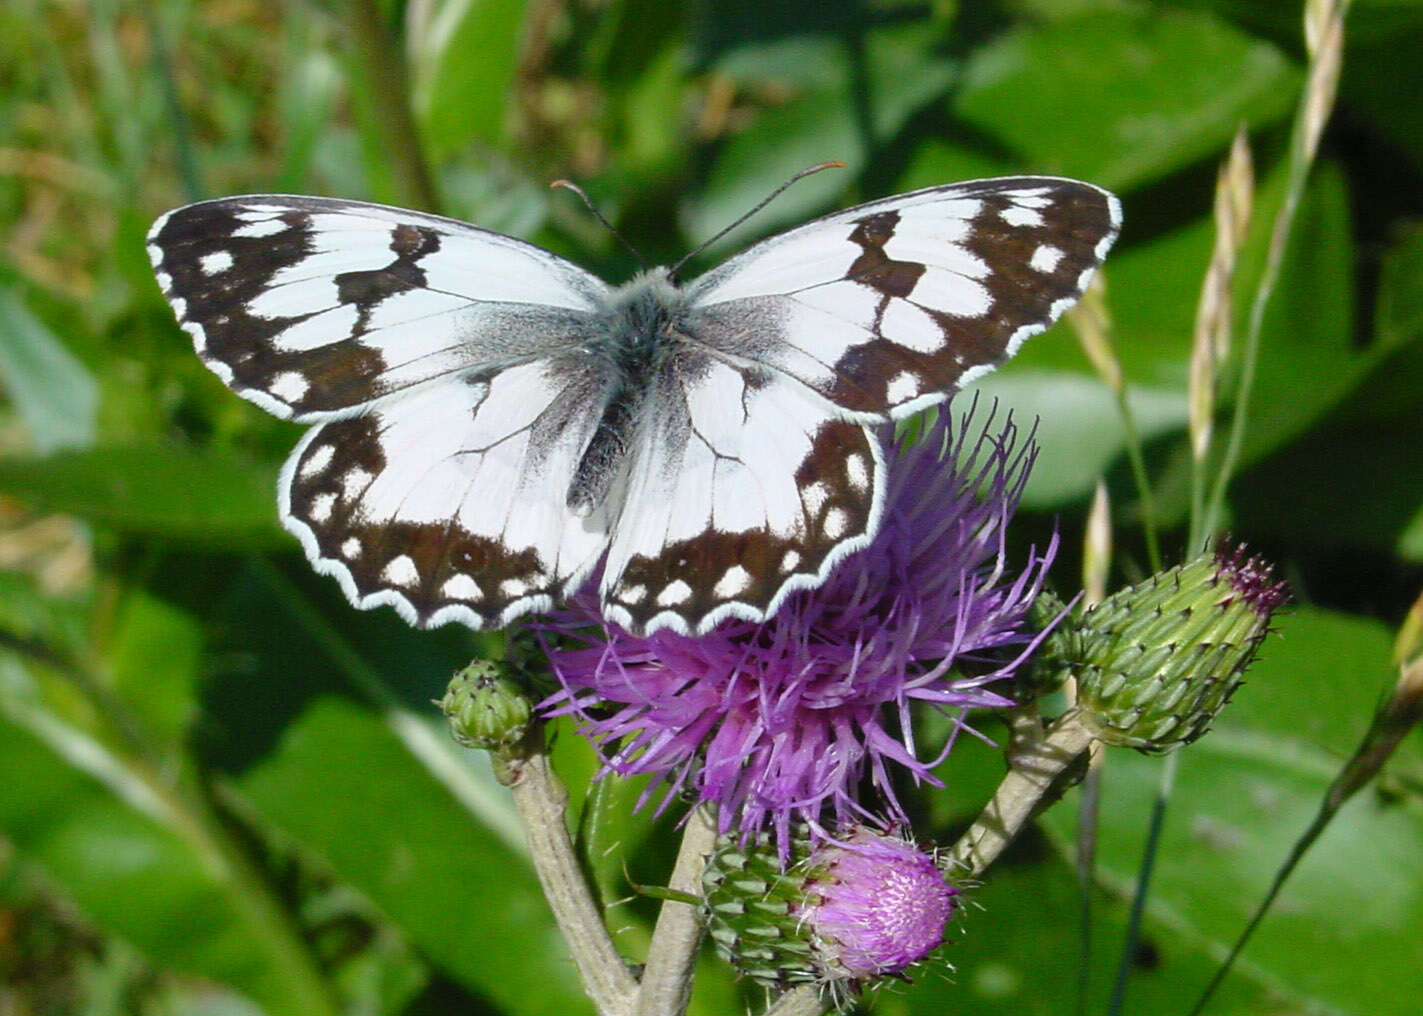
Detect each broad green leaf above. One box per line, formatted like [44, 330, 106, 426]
[954, 8, 1297, 191]
[966, 369, 1187, 508]
[409, 0, 528, 162]
[0, 659, 337, 1016]
[1376, 221, 1423, 350]
[1042, 607, 1423, 1016]
[230, 695, 594, 1015]
[1234, 606, 1421, 769]
[0, 445, 283, 547]
[203, 565, 593, 1013]
[107, 584, 205, 750]
[1232, 338, 1423, 560]
[0, 289, 98, 453]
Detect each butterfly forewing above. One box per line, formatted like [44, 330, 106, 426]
[147, 195, 608, 421]
[686, 177, 1120, 418]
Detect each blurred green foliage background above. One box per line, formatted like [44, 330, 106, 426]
[1, 1, 1420, 1014]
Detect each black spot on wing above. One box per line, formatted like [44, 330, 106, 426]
[336, 222, 441, 332]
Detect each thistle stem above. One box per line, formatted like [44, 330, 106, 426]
[501, 735, 638, 1016]
[765, 986, 827, 1016]
[946, 712, 1098, 877]
[633, 805, 718, 1016]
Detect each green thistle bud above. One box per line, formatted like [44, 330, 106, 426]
[701, 829, 957, 996]
[1071, 540, 1287, 753]
[1017, 589, 1077, 699]
[439, 659, 533, 750]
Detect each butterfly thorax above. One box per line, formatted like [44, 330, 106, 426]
[566, 268, 690, 517]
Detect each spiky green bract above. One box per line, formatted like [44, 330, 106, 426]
[439, 658, 533, 750]
[1072, 540, 1288, 753]
[702, 829, 957, 999]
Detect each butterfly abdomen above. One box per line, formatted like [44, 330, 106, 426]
[567, 269, 689, 516]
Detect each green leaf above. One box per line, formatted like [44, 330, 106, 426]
[107, 584, 205, 751]
[1376, 221, 1423, 350]
[232, 696, 595, 1014]
[1041, 607, 1423, 1016]
[1234, 607, 1419, 767]
[0, 659, 338, 1016]
[964, 370, 1187, 509]
[884, 855, 1279, 1015]
[687, 22, 957, 256]
[203, 566, 594, 1013]
[0, 289, 98, 453]
[953, 8, 1298, 191]
[0, 445, 283, 547]
[410, 0, 528, 162]
[1232, 339, 1423, 560]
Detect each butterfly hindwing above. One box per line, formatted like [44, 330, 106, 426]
[281, 358, 613, 629]
[147, 195, 608, 421]
[687, 177, 1120, 419]
[600, 350, 883, 634]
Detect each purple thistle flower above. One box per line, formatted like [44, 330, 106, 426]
[538, 403, 1057, 851]
[797, 830, 959, 983]
[700, 826, 958, 992]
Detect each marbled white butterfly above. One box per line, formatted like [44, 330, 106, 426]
[148, 176, 1119, 636]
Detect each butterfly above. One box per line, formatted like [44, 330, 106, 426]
[147, 176, 1119, 636]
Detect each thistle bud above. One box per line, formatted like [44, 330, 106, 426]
[1070, 540, 1287, 753]
[701, 829, 957, 994]
[439, 659, 533, 750]
[1017, 589, 1077, 699]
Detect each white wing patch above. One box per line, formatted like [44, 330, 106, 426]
[148, 195, 609, 422]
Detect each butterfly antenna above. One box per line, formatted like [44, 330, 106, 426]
[671, 161, 847, 279]
[550, 179, 646, 271]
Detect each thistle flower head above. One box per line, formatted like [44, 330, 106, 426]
[801, 830, 957, 982]
[702, 827, 957, 995]
[1069, 538, 1289, 752]
[539, 405, 1056, 850]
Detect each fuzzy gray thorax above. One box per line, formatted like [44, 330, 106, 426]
[566, 268, 691, 516]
